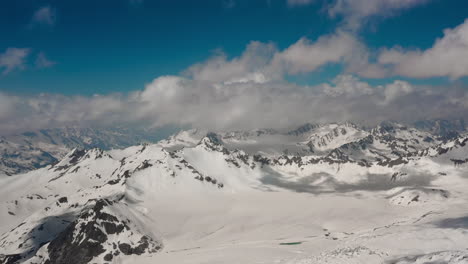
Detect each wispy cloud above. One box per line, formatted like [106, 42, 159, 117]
[31, 6, 56, 27]
[287, 0, 314, 7]
[327, 0, 430, 30]
[0, 48, 31, 75]
[35, 52, 56, 69]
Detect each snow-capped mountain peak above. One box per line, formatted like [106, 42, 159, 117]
[303, 122, 368, 152]
[1, 121, 468, 264]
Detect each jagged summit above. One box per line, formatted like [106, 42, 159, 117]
[222, 129, 278, 140]
[287, 123, 320, 136]
[34, 198, 162, 264]
[203, 132, 224, 145]
[3, 120, 466, 176]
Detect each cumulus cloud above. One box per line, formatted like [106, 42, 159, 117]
[31, 6, 56, 27]
[1, 24, 467, 134]
[270, 18, 468, 80]
[322, 74, 373, 97]
[0, 48, 31, 75]
[320, 75, 414, 105]
[287, 0, 314, 7]
[378, 19, 468, 79]
[382, 80, 414, 104]
[273, 30, 364, 74]
[185, 33, 377, 81]
[184, 41, 277, 83]
[268, 30, 388, 79]
[35, 52, 56, 68]
[1, 72, 467, 135]
[327, 0, 429, 30]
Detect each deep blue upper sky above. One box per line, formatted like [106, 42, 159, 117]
[1, 0, 467, 95]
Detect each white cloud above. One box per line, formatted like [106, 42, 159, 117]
[185, 33, 376, 82]
[270, 18, 468, 80]
[185, 41, 277, 83]
[31, 6, 56, 27]
[382, 80, 413, 104]
[1, 72, 467, 135]
[273, 30, 364, 74]
[35, 52, 56, 68]
[378, 19, 468, 79]
[183, 16, 467, 81]
[183, 31, 387, 81]
[322, 74, 373, 97]
[287, 0, 314, 7]
[321, 75, 414, 104]
[328, 0, 429, 30]
[1, 25, 467, 134]
[0, 48, 31, 75]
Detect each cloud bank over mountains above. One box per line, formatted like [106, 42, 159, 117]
[0, 70, 466, 135]
[1, 0, 467, 135]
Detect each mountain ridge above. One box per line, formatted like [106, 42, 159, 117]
[1, 120, 468, 263]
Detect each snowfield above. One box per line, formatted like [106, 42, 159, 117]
[1, 122, 468, 264]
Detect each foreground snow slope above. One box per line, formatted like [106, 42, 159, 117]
[0, 126, 467, 264]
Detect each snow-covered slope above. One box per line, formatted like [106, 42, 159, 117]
[302, 122, 368, 152]
[1, 122, 468, 264]
[3, 121, 463, 177]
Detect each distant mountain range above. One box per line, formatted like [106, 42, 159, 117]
[0, 119, 467, 263]
[0, 120, 465, 177]
[0, 127, 170, 176]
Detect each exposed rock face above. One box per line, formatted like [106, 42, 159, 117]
[287, 123, 320, 136]
[40, 199, 162, 264]
[0, 198, 162, 264]
[0, 254, 22, 264]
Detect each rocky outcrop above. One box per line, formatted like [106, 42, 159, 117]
[39, 199, 162, 264]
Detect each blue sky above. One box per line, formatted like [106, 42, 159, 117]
[1, 0, 467, 95]
[0, 0, 467, 134]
